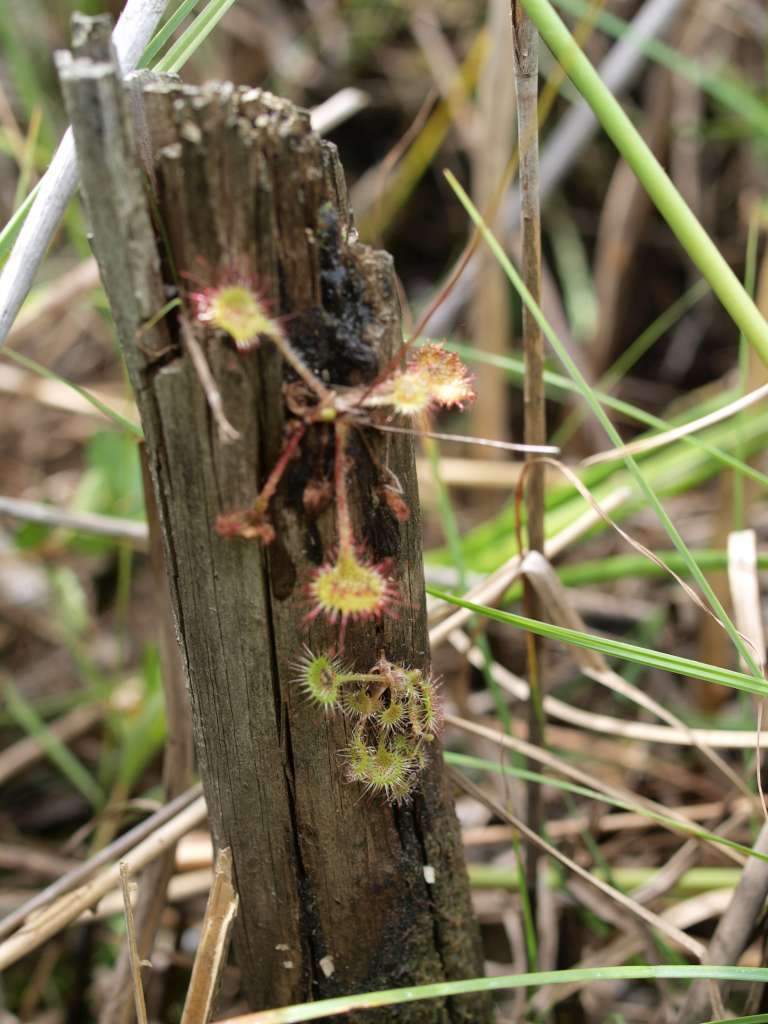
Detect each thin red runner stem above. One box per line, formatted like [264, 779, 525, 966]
[259, 424, 306, 506]
[334, 419, 354, 551]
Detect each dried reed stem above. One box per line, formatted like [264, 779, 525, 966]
[0, 796, 207, 971]
[470, 0, 516, 453]
[511, 0, 547, 911]
[119, 863, 149, 1024]
[0, 0, 169, 345]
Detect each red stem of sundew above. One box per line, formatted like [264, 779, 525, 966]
[356, 230, 482, 407]
[333, 419, 355, 551]
[257, 423, 307, 508]
[338, 673, 394, 685]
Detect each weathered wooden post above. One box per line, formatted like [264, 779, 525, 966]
[58, 16, 490, 1020]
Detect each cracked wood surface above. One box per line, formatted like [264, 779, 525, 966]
[58, 16, 489, 1021]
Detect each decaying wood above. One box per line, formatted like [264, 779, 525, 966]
[57, 14, 489, 1020]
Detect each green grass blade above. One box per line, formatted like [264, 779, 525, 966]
[467, 862, 744, 896]
[0, 182, 41, 267]
[154, 0, 238, 73]
[428, 586, 768, 698]
[552, 278, 710, 447]
[139, 0, 201, 68]
[2, 348, 143, 438]
[734, 207, 761, 528]
[448, 342, 768, 490]
[445, 752, 768, 865]
[501, 548, 768, 600]
[428, 408, 768, 573]
[1, 1, 236, 272]
[553, 0, 768, 139]
[445, 171, 763, 679]
[707, 1016, 768, 1024]
[215, 966, 768, 1022]
[3, 678, 104, 809]
[518, 0, 768, 365]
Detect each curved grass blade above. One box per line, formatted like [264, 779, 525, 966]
[445, 171, 764, 680]
[216, 966, 768, 1023]
[139, 0, 200, 68]
[153, 0, 238, 73]
[3, 677, 104, 809]
[446, 342, 768, 490]
[553, 0, 768, 140]
[428, 585, 768, 698]
[2, 348, 142, 438]
[517, 0, 768, 363]
[444, 751, 767, 866]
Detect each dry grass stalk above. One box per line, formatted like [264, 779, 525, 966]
[461, 795, 740, 842]
[726, 529, 767, 811]
[181, 848, 239, 1024]
[415, 456, 531, 490]
[532, 888, 733, 1015]
[0, 794, 207, 970]
[583, 382, 768, 466]
[449, 627, 768, 748]
[0, 0, 169, 345]
[428, 485, 631, 643]
[408, 8, 476, 150]
[0, 845, 80, 879]
[521, 550, 753, 802]
[669, 529, 768, 1018]
[727, 529, 767, 668]
[445, 712, 742, 862]
[0, 495, 149, 548]
[0, 868, 214, 926]
[309, 88, 369, 136]
[446, 765, 706, 959]
[0, 783, 202, 942]
[469, 0, 516, 453]
[511, 0, 547, 900]
[678, 822, 768, 1023]
[119, 862, 149, 1024]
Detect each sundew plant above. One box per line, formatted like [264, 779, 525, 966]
[188, 272, 474, 800]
